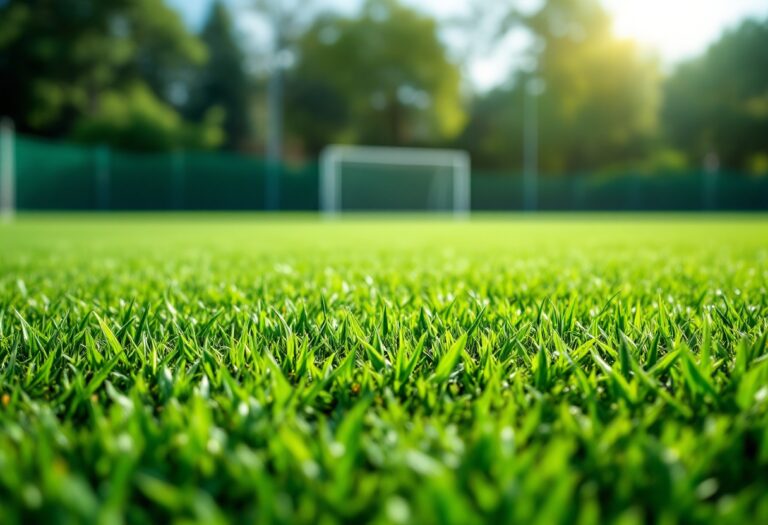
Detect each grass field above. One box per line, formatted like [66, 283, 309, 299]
[1, 214, 767, 524]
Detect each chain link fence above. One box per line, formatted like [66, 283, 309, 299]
[4, 134, 768, 212]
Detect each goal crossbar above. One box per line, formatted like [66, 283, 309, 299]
[320, 145, 471, 216]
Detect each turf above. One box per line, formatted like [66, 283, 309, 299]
[1, 214, 767, 524]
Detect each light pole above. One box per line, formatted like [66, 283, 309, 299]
[523, 75, 545, 213]
[265, 3, 285, 212]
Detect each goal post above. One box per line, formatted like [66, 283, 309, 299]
[320, 145, 471, 217]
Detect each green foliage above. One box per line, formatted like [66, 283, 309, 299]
[286, 0, 466, 154]
[0, 216, 767, 524]
[0, 0, 218, 151]
[663, 17, 768, 172]
[459, 88, 523, 171]
[72, 84, 224, 151]
[462, 0, 661, 172]
[183, 1, 252, 150]
[531, 0, 660, 172]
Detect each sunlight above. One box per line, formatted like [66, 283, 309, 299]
[605, 0, 757, 63]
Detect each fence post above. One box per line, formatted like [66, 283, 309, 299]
[703, 152, 719, 211]
[572, 175, 584, 211]
[95, 145, 110, 210]
[703, 170, 717, 211]
[172, 149, 185, 210]
[0, 118, 16, 221]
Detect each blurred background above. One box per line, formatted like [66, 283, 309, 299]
[0, 0, 767, 212]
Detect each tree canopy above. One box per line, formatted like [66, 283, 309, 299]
[663, 17, 768, 173]
[182, 1, 252, 151]
[285, 0, 466, 155]
[0, 0, 765, 173]
[0, 0, 221, 150]
[462, 0, 661, 173]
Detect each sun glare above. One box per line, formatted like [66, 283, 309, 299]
[605, 0, 746, 63]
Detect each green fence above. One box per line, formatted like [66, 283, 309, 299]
[12, 135, 318, 211]
[7, 134, 768, 211]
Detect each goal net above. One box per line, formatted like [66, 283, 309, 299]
[320, 145, 470, 217]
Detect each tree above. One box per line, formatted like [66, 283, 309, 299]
[71, 83, 224, 151]
[531, 0, 660, 172]
[663, 17, 768, 172]
[458, 86, 524, 170]
[0, 0, 222, 150]
[184, 1, 251, 150]
[285, 0, 466, 155]
[461, 0, 661, 172]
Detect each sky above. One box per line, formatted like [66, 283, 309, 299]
[168, 0, 768, 90]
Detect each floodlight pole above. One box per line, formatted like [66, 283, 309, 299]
[523, 77, 539, 213]
[265, 3, 284, 212]
[0, 118, 16, 221]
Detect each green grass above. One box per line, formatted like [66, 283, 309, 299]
[1, 214, 767, 524]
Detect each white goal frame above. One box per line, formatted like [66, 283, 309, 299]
[320, 145, 471, 217]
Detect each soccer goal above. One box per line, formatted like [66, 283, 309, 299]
[319, 145, 471, 217]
